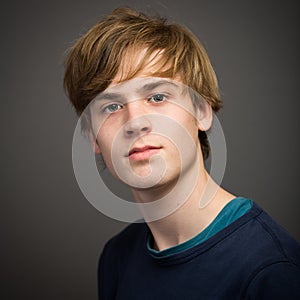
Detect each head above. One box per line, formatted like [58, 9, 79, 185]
[64, 7, 222, 160]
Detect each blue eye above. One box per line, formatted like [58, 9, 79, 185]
[103, 103, 123, 113]
[148, 94, 166, 103]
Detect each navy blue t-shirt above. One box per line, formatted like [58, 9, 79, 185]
[98, 201, 300, 299]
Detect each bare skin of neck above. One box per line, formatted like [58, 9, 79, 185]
[131, 154, 235, 251]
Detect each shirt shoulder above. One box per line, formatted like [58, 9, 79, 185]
[105, 222, 148, 252]
[98, 222, 148, 299]
[249, 203, 300, 265]
[236, 203, 300, 298]
[243, 261, 300, 299]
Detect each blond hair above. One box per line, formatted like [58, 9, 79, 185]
[64, 7, 222, 159]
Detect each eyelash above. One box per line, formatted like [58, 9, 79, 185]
[102, 103, 123, 114]
[102, 94, 168, 114]
[147, 93, 168, 103]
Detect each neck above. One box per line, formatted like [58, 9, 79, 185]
[131, 157, 235, 251]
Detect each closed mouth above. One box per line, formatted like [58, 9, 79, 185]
[128, 145, 162, 157]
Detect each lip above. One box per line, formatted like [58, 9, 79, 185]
[127, 145, 162, 161]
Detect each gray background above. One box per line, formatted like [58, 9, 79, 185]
[1, 0, 299, 299]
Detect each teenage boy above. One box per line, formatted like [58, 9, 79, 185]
[64, 7, 300, 299]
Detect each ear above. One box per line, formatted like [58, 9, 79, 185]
[87, 129, 101, 154]
[195, 101, 213, 131]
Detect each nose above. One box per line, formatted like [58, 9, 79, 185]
[123, 103, 152, 138]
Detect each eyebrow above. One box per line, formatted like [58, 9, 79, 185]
[137, 79, 179, 92]
[94, 79, 179, 102]
[94, 92, 122, 102]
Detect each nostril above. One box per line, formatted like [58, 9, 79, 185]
[123, 117, 152, 137]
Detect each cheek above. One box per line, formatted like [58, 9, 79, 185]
[170, 111, 199, 140]
[97, 131, 113, 155]
[96, 117, 121, 150]
[97, 132, 118, 176]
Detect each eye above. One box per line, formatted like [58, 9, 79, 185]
[103, 103, 123, 113]
[148, 94, 167, 103]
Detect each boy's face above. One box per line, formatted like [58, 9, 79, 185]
[88, 55, 212, 193]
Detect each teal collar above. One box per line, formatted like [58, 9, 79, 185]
[147, 197, 252, 257]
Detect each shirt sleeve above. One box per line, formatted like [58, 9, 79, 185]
[245, 261, 300, 299]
